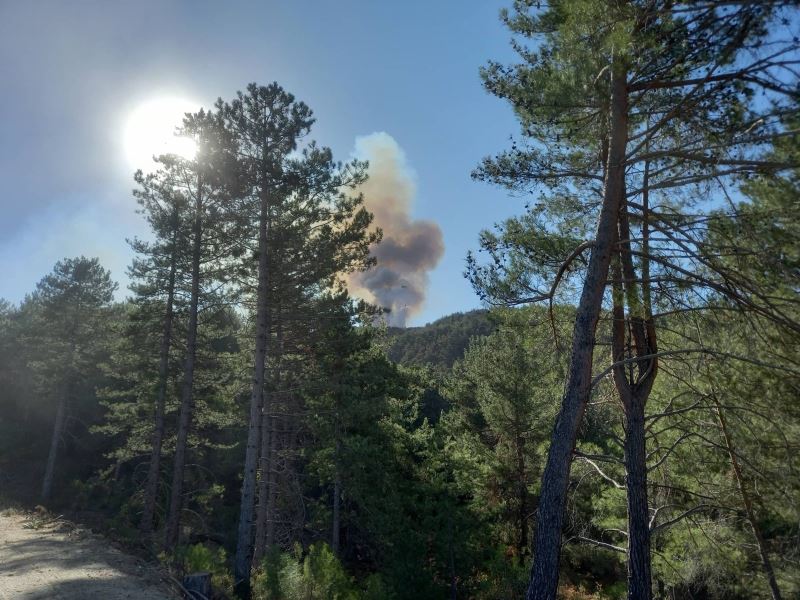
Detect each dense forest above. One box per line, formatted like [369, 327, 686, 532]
[1, 2, 799, 599]
[386, 310, 495, 368]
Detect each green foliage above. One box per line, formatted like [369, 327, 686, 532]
[252, 543, 359, 600]
[470, 546, 529, 599]
[173, 543, 235, 598]
[386, 309, 495, 369]
[3, 56, 800, 600]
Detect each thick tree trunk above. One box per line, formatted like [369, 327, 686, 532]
[253, 398, 272, 563]
[714, 396, 783, 600]
[165, 189, 203, 550]
[526, 57, 628, 600]
[234, 195, 269, 597]
[254, 304, 277, 563]
[140, 235, 178, 537]
[264, 408, 279, 549]
[41, 390, 68, 501]
[624, 393, 651, 600]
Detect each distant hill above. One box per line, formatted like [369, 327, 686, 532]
[386, 309, 496, 369]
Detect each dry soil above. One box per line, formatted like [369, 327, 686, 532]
[0, 510, 178, 599]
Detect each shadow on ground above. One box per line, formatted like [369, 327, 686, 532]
[0, 511, 177, 599]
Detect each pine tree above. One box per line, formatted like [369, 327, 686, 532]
[251, 142, 376, 559]
[127, 167, 189, 537]
[162, 108, 239, 549]
[472, 2, 799, 597]
[444, 308, 565, 562]
[218, 83, 315, 594]
[302, 296, 382, 557]
[32, 257, 117, 501]
[218, 83, 378, 595]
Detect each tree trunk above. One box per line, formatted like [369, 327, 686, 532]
[264, 313, 284, 551]
[253, 399, 271, 563]
[713, 395, 783, 600]
[624, 392, 651, 600]
[332, 466, 341, 555]
[264, 408, 279, 549]
[140, 231, 178, 537]
[526, 56, 628, 600]
[234, 193, 269, 597]
[41, 390, 68, 501]
[615, 185, 656, 600]
[165, 187, 203, 550]
[332, 421, 342, 556]
[254, 302, 277, 563]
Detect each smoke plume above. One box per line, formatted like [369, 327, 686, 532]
[347, 133, 444, 327]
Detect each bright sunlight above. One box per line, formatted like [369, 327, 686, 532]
[123, 97, 199, 169]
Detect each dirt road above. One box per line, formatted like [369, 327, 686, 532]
[0, 510, 178, 599]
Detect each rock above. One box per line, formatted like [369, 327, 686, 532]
[183, 571, 212, 599]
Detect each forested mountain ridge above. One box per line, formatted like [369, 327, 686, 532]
[386, 309, 495, 368]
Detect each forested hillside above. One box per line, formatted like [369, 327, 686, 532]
[386, 309, 495, 368]
[1, 3, 799, 600]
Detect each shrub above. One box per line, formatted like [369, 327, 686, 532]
[253, 542, 359, 600]
[174, 543, 235, 599]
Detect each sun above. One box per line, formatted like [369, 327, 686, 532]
[123, 97, 200, 171]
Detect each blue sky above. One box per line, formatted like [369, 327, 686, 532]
[0, 1, 524, 326]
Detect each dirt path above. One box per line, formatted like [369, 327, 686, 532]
[0, 510, 179, 599]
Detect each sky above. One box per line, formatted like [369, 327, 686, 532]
[0, 0, 525, 327]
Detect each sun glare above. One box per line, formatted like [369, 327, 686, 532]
[123, 97, 200, 170]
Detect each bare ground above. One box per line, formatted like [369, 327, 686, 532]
[0, 509, 179, 599]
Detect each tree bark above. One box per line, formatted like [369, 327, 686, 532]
[140, 228, 178, 537]
[253, 393, 272, 563]
[713, 395, 783, 600]
[623, 392, 651, 600]
[234, 191, 269, 597]
[332, 422, 342, 556]
[526, 56, 628, 600]
[615, 171, 657, 600]
[41, 389, 67, 501]
[165, 185, 203, 550]
[264, 407, 279, 549]
[253, 302, 281, 564]
[264, 312, 284, 551]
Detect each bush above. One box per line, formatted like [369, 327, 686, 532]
[557, 584, 606, 599]
[253, 542, 359, 600]
[174, 543, 235, 599]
